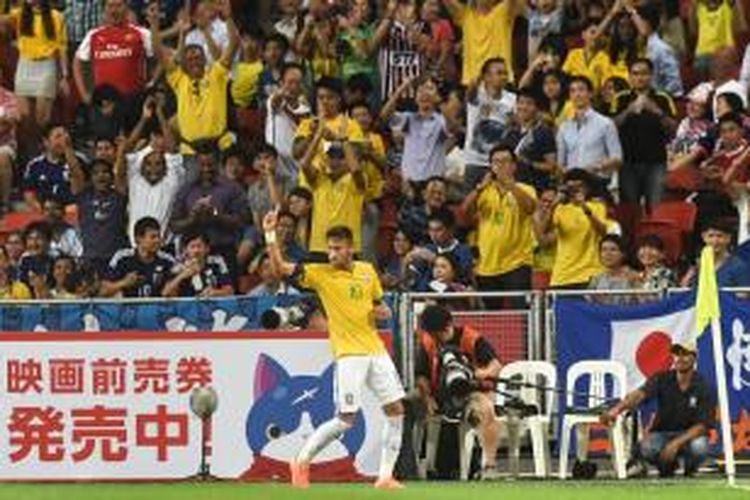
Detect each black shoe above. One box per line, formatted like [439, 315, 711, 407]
[658, 461, 677, 478]
[684, 463, 698, 477]
[626, 459, 648, 478]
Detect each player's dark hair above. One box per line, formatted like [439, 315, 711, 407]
[289, 186, 313, 203]
[427, 208, 456, 230]
[316, 76, 344, 97]
[489, 142, 517, 163]
[278, 209, 298, 225]
[637, 234, 665, 252]
[326, 225, 353, 242]
[42, 122, 66, 139]
[134, 217, 161, 239]
[702, 217, 735, 236]
[264, 32, 290, 53]
[23, 221, 52, 244]
[183, 229, 211, 246]
[629, 57, 654, 72]
[516, 87, 541, 107]
[420, 304, 453, 334]
[90, 158, 115, 177]
[254, 143, 279, 160]
[569, 75, 594, 93]
[281, 62, 305, 80]
[481, 57, 506, 76]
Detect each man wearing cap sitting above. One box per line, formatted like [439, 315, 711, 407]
[600, 342, 716, 477]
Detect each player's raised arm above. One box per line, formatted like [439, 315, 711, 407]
[263, 208, 297, 278]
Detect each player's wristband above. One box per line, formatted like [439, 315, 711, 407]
[265, 231, 277, 244]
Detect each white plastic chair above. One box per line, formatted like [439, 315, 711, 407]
[461, 361, 557, 479]
[558, 360, 628, 480]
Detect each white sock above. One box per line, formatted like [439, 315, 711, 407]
[297, 417, 351, 463]
[378, 415, 404, 480]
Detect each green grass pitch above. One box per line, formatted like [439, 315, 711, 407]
[0, 480, 748, 500]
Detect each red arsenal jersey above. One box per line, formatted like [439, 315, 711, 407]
[76, 23, 153, 96]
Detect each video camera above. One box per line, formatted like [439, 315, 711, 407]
[438, 347, 475, 419]
[438, 347, 541, 421]
[260, 300, 316, 330]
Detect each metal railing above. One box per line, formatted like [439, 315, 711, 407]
[399, 291, 543, 389]
[2, 287, 748, 389]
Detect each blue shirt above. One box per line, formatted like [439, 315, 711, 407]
[77, 188, 129, 261]
[647, 33, 684, 97]
[176, 255, 232, 297]
[717, 255, 750, 287]
[556, 108, 622, 175]
[23, 155, 73, 205]
[399, 111, 449, 182]
[689, 254, 750, 288]
[106, 248, 177, 298]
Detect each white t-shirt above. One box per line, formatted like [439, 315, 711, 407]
[126, 146, 185, 244]
[464, 85, 517, 167]
[265, 95, 310, 176]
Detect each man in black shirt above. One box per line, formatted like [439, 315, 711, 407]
[600, 342, 716, 477]
[101, 217, 176, 298]
[415, 305, 502, 477]
[612, 58, 677, 210]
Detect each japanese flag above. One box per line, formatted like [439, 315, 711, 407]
[610, 307, 696, 390]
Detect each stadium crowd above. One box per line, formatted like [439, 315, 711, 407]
[0, 0, 749, 301]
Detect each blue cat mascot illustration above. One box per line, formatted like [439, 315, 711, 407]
[241, 353, 368, 481]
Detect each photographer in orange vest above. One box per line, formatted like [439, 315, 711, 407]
[415, 304, 503, 477]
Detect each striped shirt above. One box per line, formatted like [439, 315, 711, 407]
[378, 20, 429, 101]
[64, 0, 104, 44]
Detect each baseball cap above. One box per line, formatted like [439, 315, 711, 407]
[670, 342, 698, 356]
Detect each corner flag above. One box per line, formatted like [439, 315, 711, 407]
[694, 246, 735, 486]
[694, 246, 721, 337]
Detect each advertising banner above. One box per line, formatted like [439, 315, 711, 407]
[0, 332, 387, 480]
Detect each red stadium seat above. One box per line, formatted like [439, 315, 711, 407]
[610, 203, 643, 242]
[635, 219, 684, 265]
[650, 201, 697, 236]
[0, 211, 43, 233]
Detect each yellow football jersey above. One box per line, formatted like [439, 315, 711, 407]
[300, 261, 386, 359]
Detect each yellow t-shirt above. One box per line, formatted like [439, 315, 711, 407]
[0, 281, 32, 300]
[300, 261, 386, 358]
[230, 61, 263, 108]
[455, 2, 515, 85]
[696, 0, 735, 57]
[295, 115, 365, 183]
[167, 63, 231, 154]
[309, 172, 366, 253]
[475, 183, 537, 276]
[550, 201, 607, 287]
[562, 48, 612, 92]
[11, 7, 66, 60]
[362, 132, 386, 202]
[608, 55, 630, 82]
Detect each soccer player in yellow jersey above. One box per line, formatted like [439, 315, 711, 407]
[263, 210, 406, 490]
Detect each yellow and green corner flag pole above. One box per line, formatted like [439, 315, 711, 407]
[694, 246, 735, 486]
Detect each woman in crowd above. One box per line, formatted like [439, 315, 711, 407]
[632, 234, 676, 293]
[380, 228, 415, 291]
[0, 0, 68, 131]
[588, 234, 636, 304]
